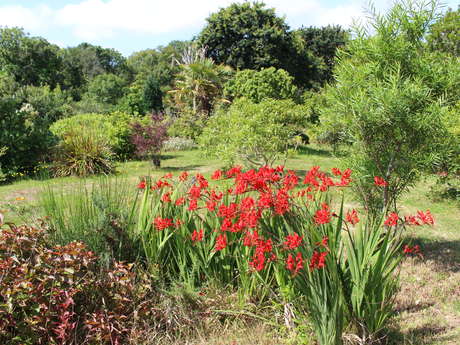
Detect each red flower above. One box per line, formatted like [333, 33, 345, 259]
[215, 234, 227, 251]
[331, 168, 342, 176]
[284, 233, 303, 250]
[286, 252, 304, 275]
[345, 209, 360, 225]
[374, 176, 388, 187]
[179, 171, 189, 182]
[188, 199, 198, 211]
[211, 169, 223, 180]
[314, 203, 331, 225]
[191, 229, 204, 243]
[405, 215, 421, 226]
[175, 197, 185, 206]
[403, 245, 421, 255]
[153, 217, 173, 230]
[384, 212, 399, 227]
[188, 185, 201, 199]
[206, 200, 217, 212]
[417, 210, 434, 225]
[249, 251, 266, 272]
[309, 251, 328, 271]
[137, 180, 146, 189]
[316, 236, 329, 248]
[161, 192, 171, 203]
[243, 230, 259, 247]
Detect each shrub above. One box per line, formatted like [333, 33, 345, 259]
[51, 127, 115, 177]
[51, 112, 136, 158]
[0, 223, 157, 345]
[199, 98, 308, 166]
[136, 166, 434, 344]
[167, 108, 207, 139]
[224, 67, 298, 103]
[131, 113, 170, 167]
[163, 137, 196, 152]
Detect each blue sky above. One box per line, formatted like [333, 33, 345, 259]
[0, 0, 457, 56]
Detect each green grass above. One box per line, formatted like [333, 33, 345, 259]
[0, 146, 459, 344]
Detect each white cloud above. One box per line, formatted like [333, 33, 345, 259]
[0, 4, 53, 31]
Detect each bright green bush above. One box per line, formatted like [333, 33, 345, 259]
[51, 112, 135, 158]
[224, 67, 297, 103]
[199, 98, 308, 166]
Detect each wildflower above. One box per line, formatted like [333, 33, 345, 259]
[309, 251, 328, 271]
[215, 234, 227, 251]
[161, 192, 171, 203]
[191, 229, 204, 243]
[137, 180, 146, 189]
[211, 169, 223, 180]
[314, 203, 331, 225]
[153, 217, 173, 230]
[179, 171, 189, 182]
[175, 197, 185, 206]
[384, 212, 399, 227]
[374, 176, 388, 187]
[345, 209, 360, 225]
[284, 233, 303, 250]
[188, 199, 198, 211]
[417, 210, 434, 225]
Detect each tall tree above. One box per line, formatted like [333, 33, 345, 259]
[428, 5, 460, 56]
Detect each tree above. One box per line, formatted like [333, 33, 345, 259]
[170, 46, 233, 115]
[224, 67, 297, 103]
[295, 25, 349, 84]
[428, 5, 460, 56]
[199, 98, 308, 167]
[197, 2, 315, 88]
[143, 75, 163, 112]
[319, 0, 459, 214]
[0, 27, 63, 88]
[85, 73, 127, 105]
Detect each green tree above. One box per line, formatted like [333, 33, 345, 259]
[319, 0, 459, 214]
[428, 5, 460, 56]
[85, 73, 127, 105]
[143, 75, 163, 112]
[197, 2, 315, 88]
[224, 67, 297, 103]
[0, 27, 62, 88]
[295, 25, 349, 84]
[199, 98, 308, 166]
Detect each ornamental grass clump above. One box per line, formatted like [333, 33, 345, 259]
[136, 165, 434, 344]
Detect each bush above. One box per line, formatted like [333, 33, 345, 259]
[51, 112, 136, 158]
[224, 67, 298, 103]
[199, 98, 308, 166]
[167, 108, 207, 139]
[0, 223, 158, 345]
[51, 127, 115, 177]
[163, 137, 196, 152]
[131, 113, 170, 167]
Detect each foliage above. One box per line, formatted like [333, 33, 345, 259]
[84, 73, 127, 105]
[0, 27, 63, 88]
[199, 98, 308, 166]
[136, 165, 432, 344]
[295, 25, 349, 84]
[143, 74, 164, 112]
[131, 113, 170, 167]
[224, 67, 298, 103]
[170, 47, 233, 115]
[428, 5, 460, 56]
[0, 96, 55, 176]
[40, 177, 141, 263]
[50, 112, 136, 158]
[51, 127, 115, 177]
[197, 2, 316, 88]
[319, 0, 458, 213]
[167, 109, 208, 139]
[163, 137, 196, 152]
[0, 223, 160, 345]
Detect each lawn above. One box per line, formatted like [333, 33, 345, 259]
[0, 146, 458, 345]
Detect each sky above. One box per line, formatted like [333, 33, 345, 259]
[0, 0, 457, 56]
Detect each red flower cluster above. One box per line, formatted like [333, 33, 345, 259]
[384, 212, 399, 227]
[403, 244, 421, 255]
[303, 166, 351, 193]
[286, 252, 304, 275]
[284, 233, 303, 250]
[153, 217, 174, 230]
[191, 229, 204, 243]
[374, 176, 388, 187]
[314, 203, 331, 225]
[345, 209, 360, 225]
[309, 251, 328, 271]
